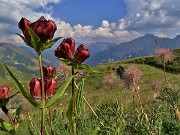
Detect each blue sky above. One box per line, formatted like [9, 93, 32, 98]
[49, 0, 126, 27]
[0, 0, 180, 45]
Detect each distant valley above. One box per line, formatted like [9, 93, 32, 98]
[0, 34, 180, 74]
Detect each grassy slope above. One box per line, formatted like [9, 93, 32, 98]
[120, 49, 180, 73]
[1, 49, 179, 107]
[58, 49, 180, 110]
[0, 49, 180, 134]
[82, 64, 179, 109]
[0, 43, 41, 75]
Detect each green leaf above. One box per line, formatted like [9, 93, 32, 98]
[58, 58, 72, 66]
[4, 65, 40, 107]
[90, 127, 100, 135]
[66, 98, 73, 124]
[28, 27, 41, 53]
[42, 37, 62, 51]
[16, 33, 33, 48]
[76, 78, 85, 117]
[0, 118, 15, 134]
[45, 76, 73, 108]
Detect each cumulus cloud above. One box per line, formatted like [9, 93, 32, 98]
[0, 0, 60, 43]
[0, 0, 142, 44]
[55, 20, 141, 44]
[0, 0, 59, 24]
[122, 0, 180, 37]
[0, 0, 179, 45]
[57, 0, 180, 43]
[102, 20, 110, 28]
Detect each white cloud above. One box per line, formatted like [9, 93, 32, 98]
[102, 20, 109, 28]
[0, 0, 60, 24]
[0, 0, 142, 44]
[0, 0, 61, 43]
[118, 19, 127, 30]
[0, 0, 179, 45]
[123, 0, 180, 37]
[54, 19, 141, 44]
[154, 32, 167, 38]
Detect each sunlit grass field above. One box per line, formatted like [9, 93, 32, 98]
[0, 49, 180, 134]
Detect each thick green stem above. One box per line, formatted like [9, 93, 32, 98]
[72, 66, 77, 135]
[41, 109, 46, 135]
[38, 53, 45, 105]
[38, 53, 46, 135]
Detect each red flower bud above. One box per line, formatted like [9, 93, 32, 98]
[45, 78, 57, 99]
[18, 17, 31, 41]
[74, 44, 90, 63]
[0, 85, 9, 100]
[55, 38, 75, 59]
[18, 16, 57, 43]
[29, 78, 41, 100]
[43, 66, 56, 79]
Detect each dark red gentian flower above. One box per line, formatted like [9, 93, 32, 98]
[55, 38, 90, 63]
[55, 38, 75, 59]
[74, 44, 90, 63]
[18, 16, 57, 43]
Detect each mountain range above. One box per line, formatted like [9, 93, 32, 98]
[87, 42, 117, 56]
[0, 34, 180, 74]
[87, 34, 180, 66]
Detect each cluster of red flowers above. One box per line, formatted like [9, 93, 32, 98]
[17, 16, 90, 101]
